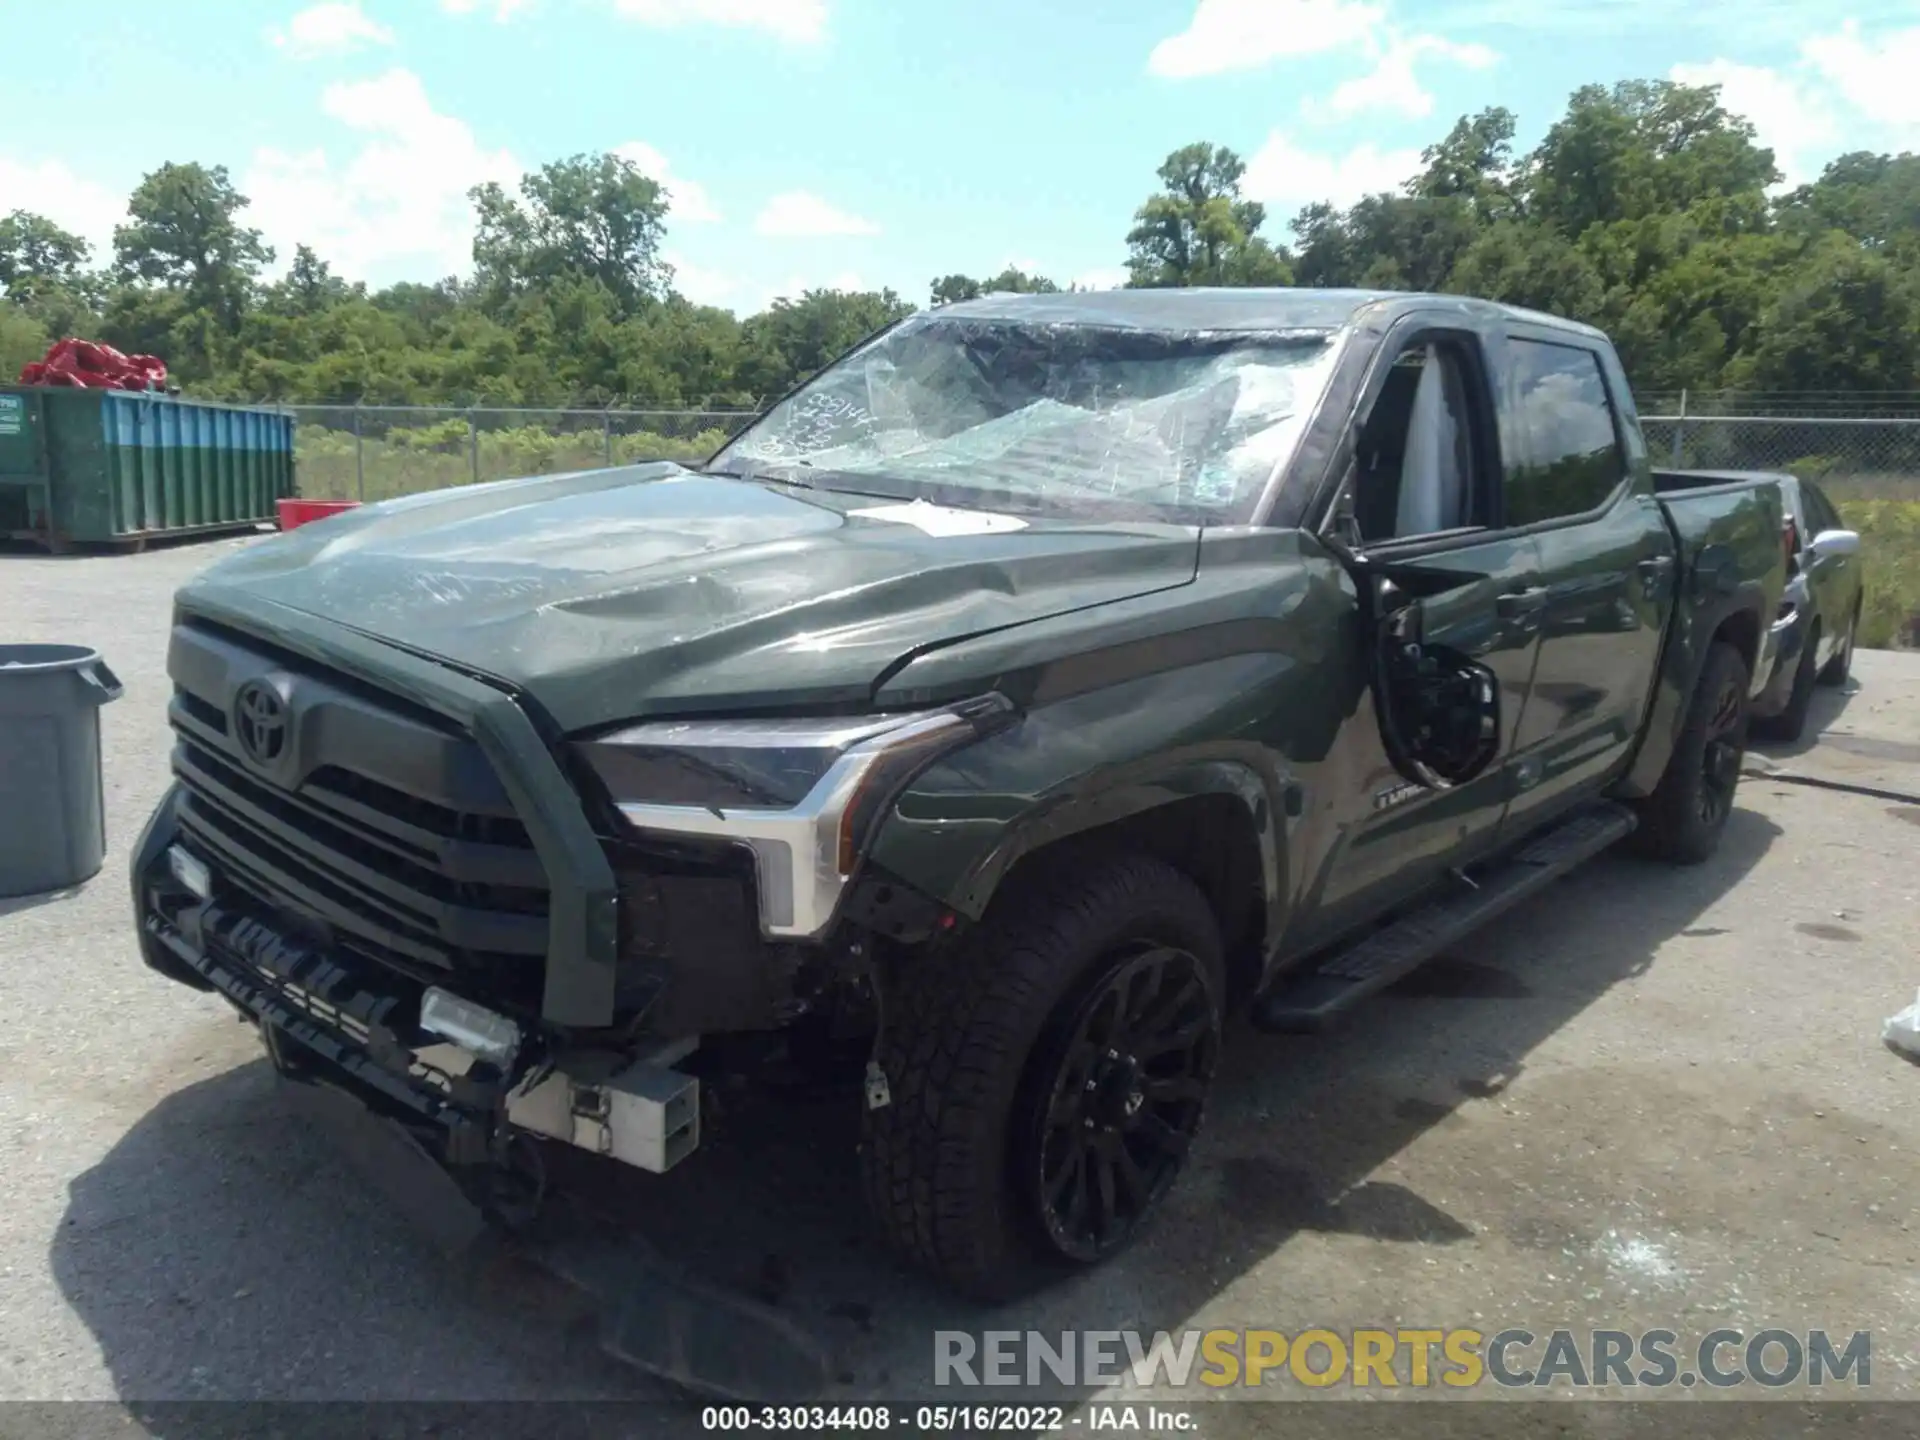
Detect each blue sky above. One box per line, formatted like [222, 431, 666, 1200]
[4, 1, 1917, 315]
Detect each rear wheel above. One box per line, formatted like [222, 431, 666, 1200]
[861, 854, 1223, 1300]
[1629, 641, 1750, 865]
[1818, 603, 1858, 687]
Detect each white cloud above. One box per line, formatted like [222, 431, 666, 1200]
[440, 0, 535, 18]
[1802, 20, 1920, 141]
[268, 2, 395, 57]
[612, 0, 827, 44]
[1242, 132, 1424, 223]
[0, 156, 126, 258]
[753, 191, 878, 237]
[1073, 267, 1130, 292]
[1149, 0, 1386, 79]
[1666, 21, 1920, 190]
[663, 250, 737, 306]
[752, 270, 867, 313]
[243, 68, 520, 283]
[1312, 32, 1498, 120]
[611, 141, 719, 223]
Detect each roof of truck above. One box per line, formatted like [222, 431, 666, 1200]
[932, 286, 1608, 342]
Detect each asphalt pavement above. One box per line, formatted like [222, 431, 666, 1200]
[2, 531, 1917, 1432]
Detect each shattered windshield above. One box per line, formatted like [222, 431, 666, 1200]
[710, 313, 1341, 523]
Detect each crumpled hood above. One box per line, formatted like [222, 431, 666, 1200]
[182, 463, 1201, 732]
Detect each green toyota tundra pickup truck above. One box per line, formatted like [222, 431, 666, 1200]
[132, 289, 1790, 1299]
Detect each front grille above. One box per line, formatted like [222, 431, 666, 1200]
[165, 621, 552, 1015]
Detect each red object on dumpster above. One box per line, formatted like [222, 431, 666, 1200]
[277, 498, 361, 531]
[17, 338, 169, 391]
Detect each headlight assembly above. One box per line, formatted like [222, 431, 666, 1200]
[578, 695, 1012, 940]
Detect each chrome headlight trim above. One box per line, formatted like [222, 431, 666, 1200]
[601, 701, 1006, 940]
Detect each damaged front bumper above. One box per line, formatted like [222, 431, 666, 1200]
[133, 788, 701, 1179]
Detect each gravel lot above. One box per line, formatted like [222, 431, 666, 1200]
[3, 531, 1918, 1432]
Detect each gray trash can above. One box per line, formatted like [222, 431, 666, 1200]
[0, 644, 123, 898]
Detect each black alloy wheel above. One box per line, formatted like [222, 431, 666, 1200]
[1698, 670, 1746, 828]
[1027, 940, 1218, 1263]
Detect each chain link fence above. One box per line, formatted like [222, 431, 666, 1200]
[282, 405, 1920, 505]
[284, 406, 760, 503]
[1641, 415, 1920, 498]
[1641, 413, 1920, 651]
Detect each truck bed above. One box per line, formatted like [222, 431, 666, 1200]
[1651, 467, 1795, 496]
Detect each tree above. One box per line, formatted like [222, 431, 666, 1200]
[1776, 151, 1920, 256]
[929, 267, 1060, 305]
[0, 211, 92, 298]
[1444, 221, 1605, 321]
[1410, 109, 1521, 224]
[738, 288, 916, 399]
[113, 163, 272, 332]
[1292, 192, 1480, 292]
[1523, 80, 1778, 240]
[1124, 144, 1292, 288]
[261, 245, 361, 317]
[471, 152, 671, 318]
[1727, 234, 1920, 393]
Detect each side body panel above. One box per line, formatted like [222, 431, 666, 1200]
[1497, 328, 1678, 833]
[1616, 475, 1786, 798]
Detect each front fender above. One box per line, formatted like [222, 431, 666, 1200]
[866, 652, 1317, 945]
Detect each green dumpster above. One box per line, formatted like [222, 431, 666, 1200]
[0, 386, 294, 552]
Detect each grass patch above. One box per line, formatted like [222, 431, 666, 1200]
[1826, 480, 1920, 650]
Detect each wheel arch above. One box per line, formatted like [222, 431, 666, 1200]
[883, 758, 1289, 1008]
[1616, 589, 1770, 800]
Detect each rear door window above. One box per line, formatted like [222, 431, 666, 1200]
[1504, 339, 1627, 526]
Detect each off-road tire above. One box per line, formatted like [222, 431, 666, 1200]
[1629, 641, 1750, 866]
[1818, 601, 1858, 687]
[1754, 621, 1818, 744]
[861, 854, 1224, 1302]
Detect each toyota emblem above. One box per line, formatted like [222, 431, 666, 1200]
[233, 680, 289, 766]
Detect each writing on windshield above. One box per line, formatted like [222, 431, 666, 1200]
[715, 314, 1340, 521]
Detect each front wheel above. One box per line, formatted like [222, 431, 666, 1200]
[1629, 640, 1750, 865]
[861, 855, 1223, 1301]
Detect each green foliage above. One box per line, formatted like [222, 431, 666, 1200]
[0, 211, 92, 298]
[471, 152, 671, 318]
[113, 163, 272, 345]
[1824, 486, 1920, 650]
[3, 88, 1917, 439]
[737, 287, 916, 399]
[930, 268, 1061, 306]
[1125, 143, 1291, 288]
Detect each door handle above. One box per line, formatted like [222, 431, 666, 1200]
[1496, 586, 1549, 619]
[1636, 554, 1676, 600]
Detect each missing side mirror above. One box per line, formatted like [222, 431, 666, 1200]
[1365, 574, 1500, 791]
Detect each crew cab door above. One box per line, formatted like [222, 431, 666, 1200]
[1295, 322, 1546, 947]
[1497, 330, 1675, 837]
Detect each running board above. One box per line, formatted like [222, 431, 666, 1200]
[1250, 801, 1637, 1034]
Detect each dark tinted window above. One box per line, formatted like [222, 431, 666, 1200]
[1504, 339, 1626, 526]
[1353, 342, 1484, 542]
